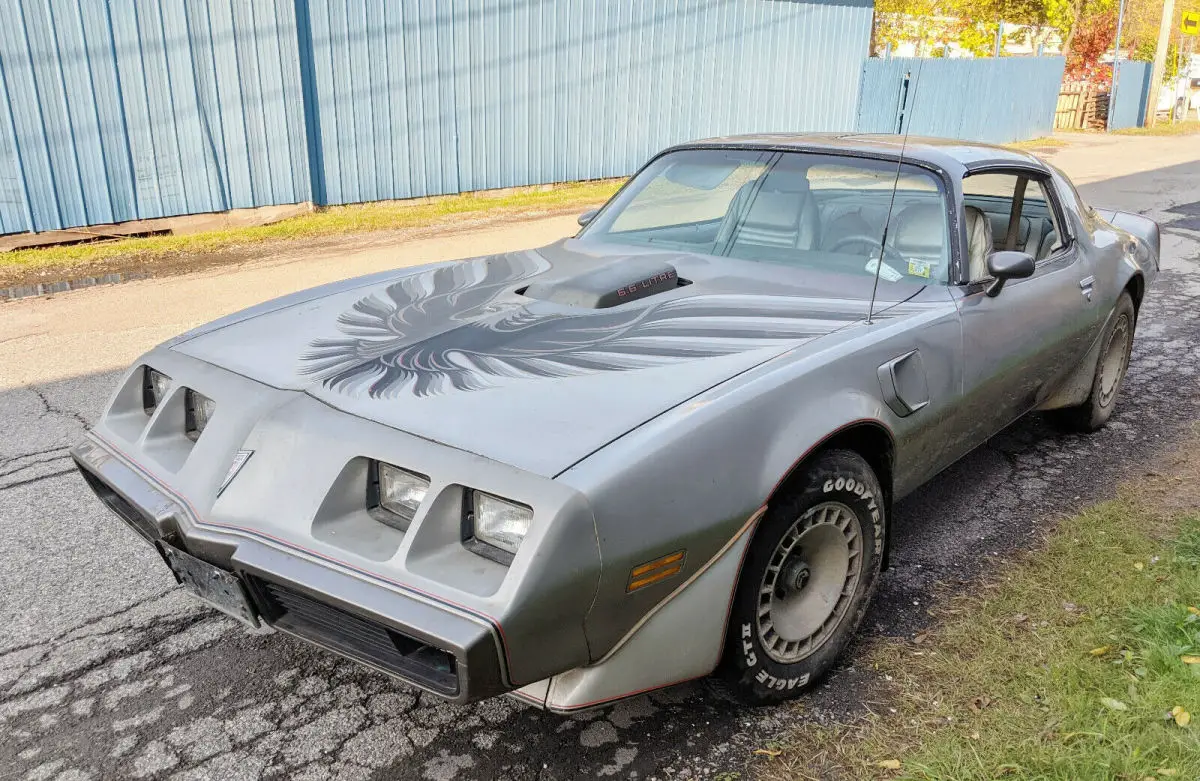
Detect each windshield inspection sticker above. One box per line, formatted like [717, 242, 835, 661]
[866, 257, 904, 283]
[907, 259, 932, 278]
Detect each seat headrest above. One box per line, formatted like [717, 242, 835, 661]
[890, 203, 945, 255]
[757, 174, 812, 196]
[737, 181, 807, 231]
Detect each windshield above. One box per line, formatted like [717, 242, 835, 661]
[581, 149, 951, 285]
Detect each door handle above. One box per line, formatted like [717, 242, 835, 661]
[1079, 275, 1095, 301]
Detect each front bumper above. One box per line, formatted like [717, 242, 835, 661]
[73, 436, 509, 703]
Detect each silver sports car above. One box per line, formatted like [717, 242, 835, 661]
[74, 135, 1159, 712]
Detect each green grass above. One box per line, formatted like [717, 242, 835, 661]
[0, 178, 622, 276]
[761, 500, 1200, 781]
[1112, 120, 1200, 137]
[1005, 136, 1072, 151]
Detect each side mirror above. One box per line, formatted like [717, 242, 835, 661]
[984, 251, 1035, 297]
[577, 209, 599, 228]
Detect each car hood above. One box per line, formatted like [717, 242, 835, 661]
[171, 240, 921, 476]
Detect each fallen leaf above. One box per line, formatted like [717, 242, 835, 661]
[969, 695, 993, 713]
[1090, 646, 1112, 657]
[1171, 707, 1191, 727]
[1134, 562, 1145, 571]
[1101, 697, 1128, 711]
[913, 632, 929, 645]
[1188, 606, 1199, 616]
[753, 748, 782, 757]
[1157, 770, 1180, 777]
[1180, 655, 1200, 665]
[876, 759, 902, 770]
[970, 731, 981, 740]
[1011, 613, 1029, 624]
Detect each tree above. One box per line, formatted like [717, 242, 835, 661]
[1065, 9, 1117, 80]
[1134, 38, 1179, 81]
[1124, 0, 1200, 81]
[872, 0, 962, 55]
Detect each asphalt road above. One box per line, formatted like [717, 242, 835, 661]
[2, 136, 1199, 781]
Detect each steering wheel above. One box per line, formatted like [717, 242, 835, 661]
[827, 234, 907, 267]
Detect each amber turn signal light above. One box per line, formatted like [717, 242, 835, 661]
[627, 550, 686, 592]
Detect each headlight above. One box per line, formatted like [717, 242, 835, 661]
[470, 491, 532, 558]
[369, 462, 429, 531]
[142, 368, 171, 415]
[184, 389, 216, 441]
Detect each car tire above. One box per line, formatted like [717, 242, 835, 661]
[1052, 291, 1136, 433]
[715, 449, 885, 705]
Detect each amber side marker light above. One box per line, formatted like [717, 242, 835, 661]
[627, 550, 686, 592]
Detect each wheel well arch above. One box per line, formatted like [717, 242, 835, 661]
[768, 421, 895, 516]
[1124, 273, 1145, 317]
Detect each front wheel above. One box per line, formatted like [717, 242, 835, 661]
[716, 449, 885, 704]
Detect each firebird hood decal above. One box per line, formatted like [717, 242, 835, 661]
[171, 247, 923, 475]
[297, 254, 856, 398]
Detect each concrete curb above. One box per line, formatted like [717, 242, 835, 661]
[2, 271, 151, 302]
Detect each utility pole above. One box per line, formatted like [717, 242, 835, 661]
[1146, 0, 1177, 127]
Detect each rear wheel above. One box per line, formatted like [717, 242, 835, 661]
[716, 449, 885, 704]
[1052, 292, 1135, 432]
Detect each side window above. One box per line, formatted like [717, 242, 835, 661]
[961, 172, 1066, 282]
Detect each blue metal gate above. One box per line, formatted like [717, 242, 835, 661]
[856, 57, 1067, 144]
[1110, 60, 1152, 130]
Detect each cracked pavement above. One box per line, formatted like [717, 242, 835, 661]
[1, 134, 1198, 780]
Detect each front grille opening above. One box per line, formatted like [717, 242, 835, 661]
[249, 579, 459, 695]
[77, 464, 159, 542]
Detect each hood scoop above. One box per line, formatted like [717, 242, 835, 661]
[522, 257, 686, 309]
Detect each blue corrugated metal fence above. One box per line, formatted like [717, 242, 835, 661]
[299, 0, 873, 204]
[856, 57, 1067, 144]
[2, 2, 1080, 238]
[1109, 60, 1151, 130]
[0, 0, 311, 235]
[0, 0, 873, 235]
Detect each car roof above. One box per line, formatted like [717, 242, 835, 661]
[669, 132, 1045, 175]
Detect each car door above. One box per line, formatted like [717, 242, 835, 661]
[949, 170, 1100, 453]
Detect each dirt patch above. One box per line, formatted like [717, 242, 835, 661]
[1136, 425, 1200, 517]
[0, 203, 594, 293]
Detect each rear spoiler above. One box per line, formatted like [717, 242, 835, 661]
[1093, 208, 1161, 265]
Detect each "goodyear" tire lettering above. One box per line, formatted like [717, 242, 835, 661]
[823, 474, 884, 553]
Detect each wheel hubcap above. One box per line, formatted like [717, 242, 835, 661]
[1098, 314, 1130, 408]
[756, 501, 864, 664]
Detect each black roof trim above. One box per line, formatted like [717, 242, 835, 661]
[666, 133, 1046, 175]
